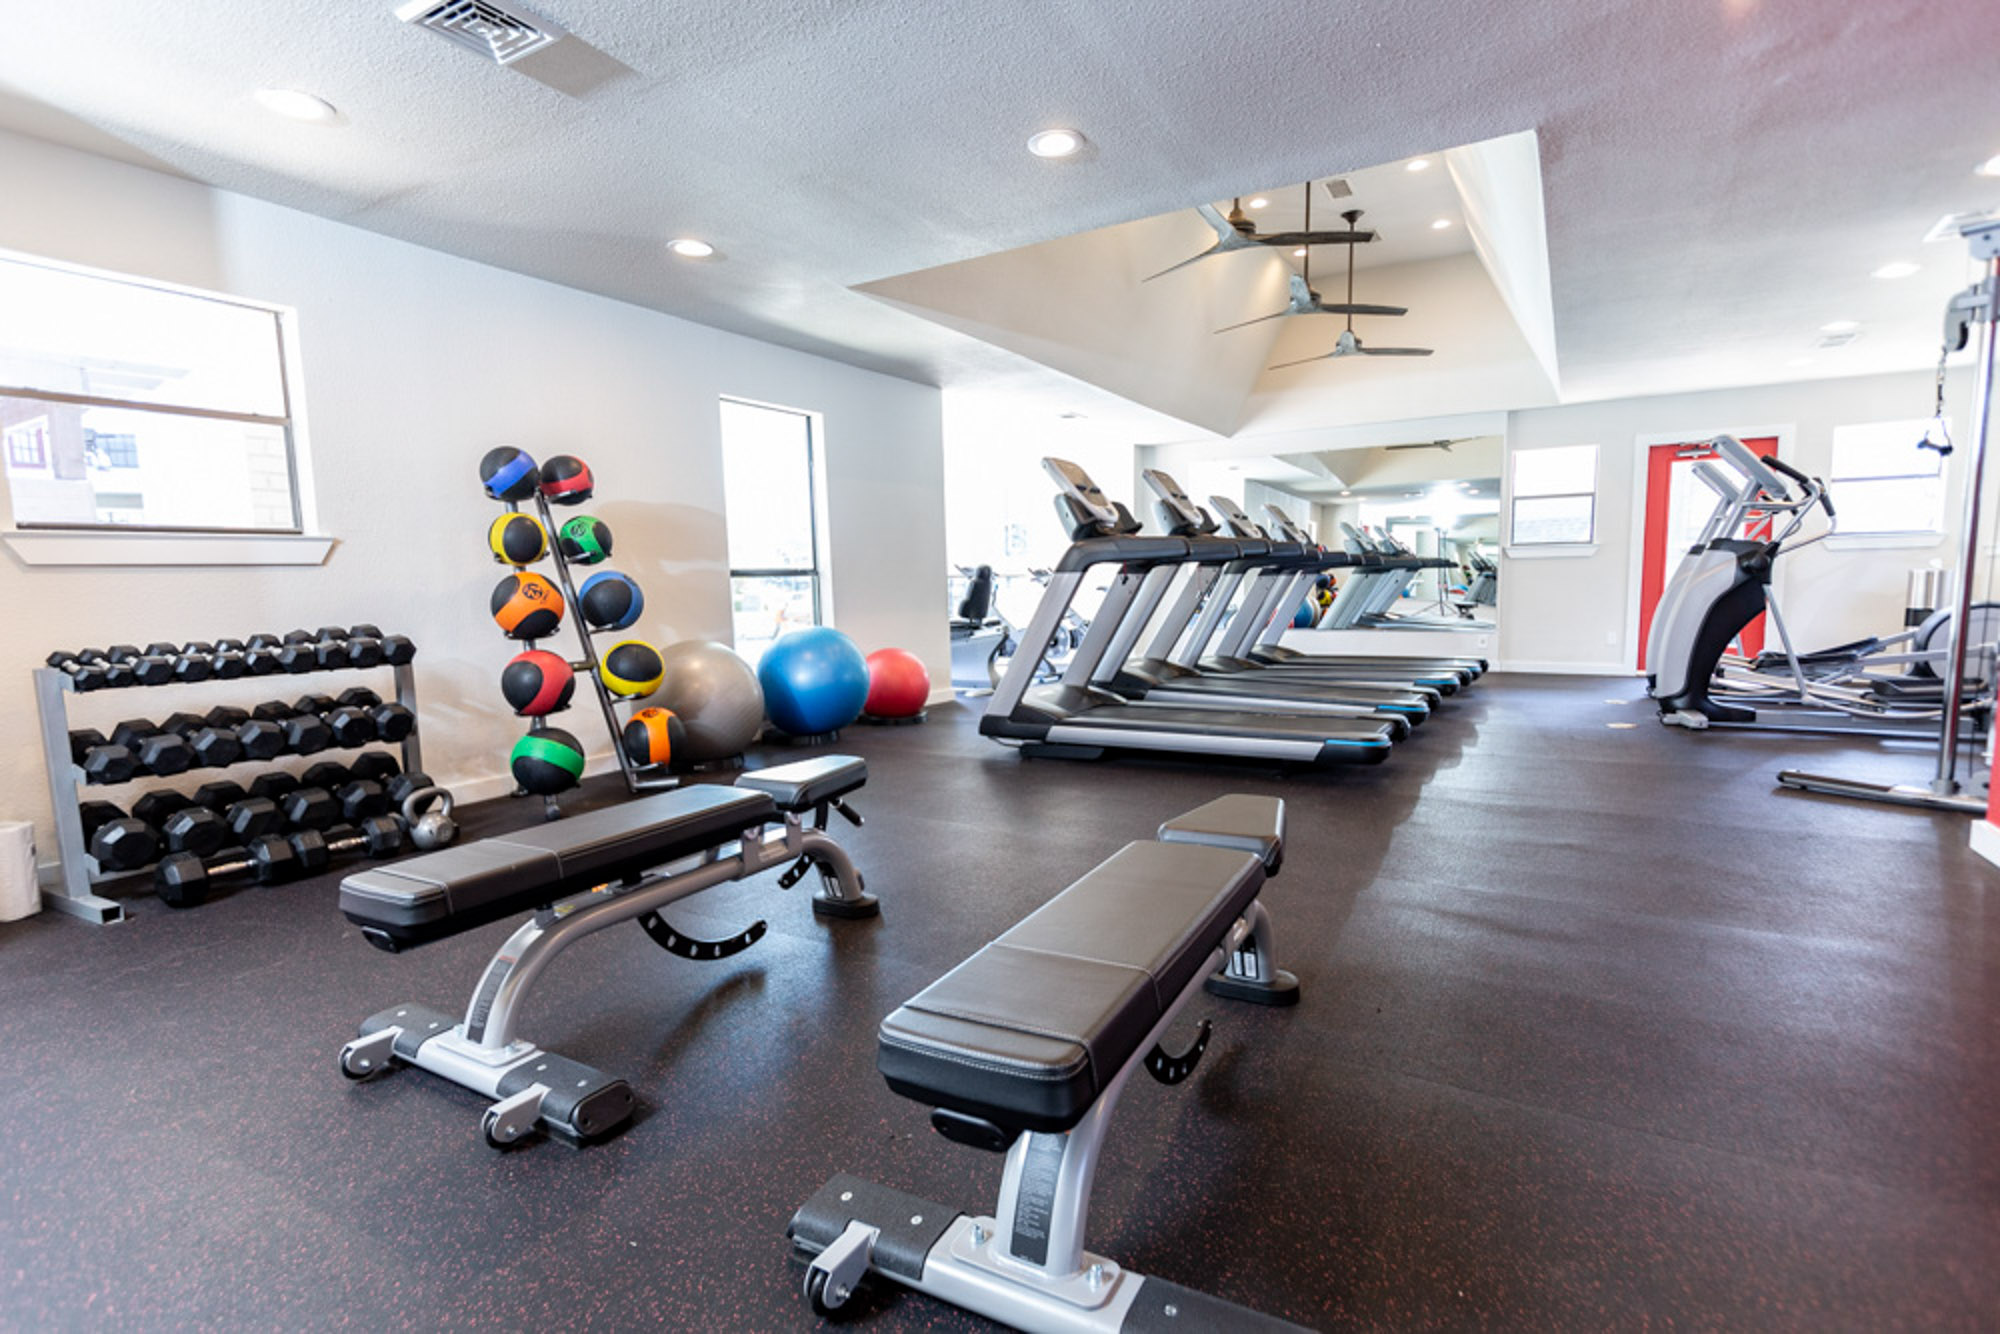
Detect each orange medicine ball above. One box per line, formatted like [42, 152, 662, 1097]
[491, 571, 565, 640]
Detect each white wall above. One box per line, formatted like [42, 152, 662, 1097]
[1498, 366, 1978, 672]
[0, 128, 945, 853]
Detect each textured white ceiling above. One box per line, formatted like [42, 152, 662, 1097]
[0, 0, 1995, 436]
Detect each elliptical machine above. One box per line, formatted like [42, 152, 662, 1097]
[1646, 435, 1990, 737]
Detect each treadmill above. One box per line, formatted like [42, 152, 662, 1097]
[977, 460, 1399, 766]
[1078, 469, 1437, 731]
[1209, 499, 1488, 679]
[1185, 495, 1483, 687]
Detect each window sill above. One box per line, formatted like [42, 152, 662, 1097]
[1503, 543, 1599, 560]
[1822, 532, 1944, 552]
[2, 530, 335, 567]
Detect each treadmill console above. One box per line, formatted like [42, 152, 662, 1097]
[1042, 458, 1120, 526]
[1207, 494, 1268, 540]
[1141, 469, 1217, 537]
[1263, 504, 1316, 547]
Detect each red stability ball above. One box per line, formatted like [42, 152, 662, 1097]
[863, 647, 930, 720]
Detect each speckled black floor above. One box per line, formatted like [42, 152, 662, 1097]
[3, 674, 1997, 1330]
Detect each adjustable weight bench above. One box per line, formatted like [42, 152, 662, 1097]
[789, 794, 1309, 1332]
[337, 755, 874, 1149]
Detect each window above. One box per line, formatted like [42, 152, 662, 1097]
[0, 252, 302, 532]
[1829, 420, 1945, 536]
[1509, 443, 1597, 544]
[721, 398, 822, 663]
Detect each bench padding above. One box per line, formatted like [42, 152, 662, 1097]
[340, 785, 776, 950]
[1156, 794, 1285, 874]
[877, 839, 1263, 1135]
[734, 755, 866, 811]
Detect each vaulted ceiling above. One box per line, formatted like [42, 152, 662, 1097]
[1, 1, 1995, 443]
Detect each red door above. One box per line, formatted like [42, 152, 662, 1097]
[1636, 435, 1780, 670]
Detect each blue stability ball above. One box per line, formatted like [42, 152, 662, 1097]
[758, 626, 870, 736]
[1292, 599, 1316, 628]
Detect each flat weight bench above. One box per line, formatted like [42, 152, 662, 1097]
[789, 793, 1309, 1332]
[337, 755, 873, 1149]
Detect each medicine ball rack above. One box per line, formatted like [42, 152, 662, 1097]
[491, 483, 675, 820]
[33, 635, 424, 926]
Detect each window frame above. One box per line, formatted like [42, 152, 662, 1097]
[1826, 419, 1946, 539]
[0, 247, 326, 563]
[721, 397, 826, 656]
[1507, 443, 1599, 547]
[0, 250, 308, 536]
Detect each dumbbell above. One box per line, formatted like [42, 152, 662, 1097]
[160, 807, 226, 858]
[384, 770, 434, 808]
[337, 688, 417, 743]
[211, 651, 249, 681]
[286, 816, 406, 876]
[108, 719, 191, 777]
[249, 772, 300, 804]
[275, 634, 320, 674]
[245, 635, 283, 675]
[155, 835, 300, 907]
[171, 652, 213, 685]
[105, 644, 173, 686]
[353, 753, 404, 786]
[279, 786, 338, 832]
[76, 736, 138, 784]
[344, 636, 385, 668]
[294, 693, 378, 748]
[160, 711, 242, 770]
[190, 780, 281, 845]
[86, 807, 159, 872]
[47, 650, 111, 692]
[381, 635, 416, 666]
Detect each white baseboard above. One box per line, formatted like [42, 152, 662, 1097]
[1494, 659, 1632, 676]
[927, 686, 957, 707]
[1971, 818, 2000, 869]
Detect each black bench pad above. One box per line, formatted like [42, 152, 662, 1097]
[878, 840, 1263, 1135]
[1156, 794, 1285, 874]
[734, 754, 866, 811]
[340, 785, 776, 950]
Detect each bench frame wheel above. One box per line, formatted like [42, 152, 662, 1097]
[804, 1219, 877, 1319]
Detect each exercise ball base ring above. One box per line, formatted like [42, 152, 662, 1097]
[860, 710, 927, 726]
[774, 729, 843, 746]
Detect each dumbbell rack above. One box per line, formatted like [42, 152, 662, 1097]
[32, 659, 423, 925]
[499, 487, 675, 818]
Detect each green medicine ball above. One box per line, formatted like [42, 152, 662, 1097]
[558, 515, 613, 565]
[510, 727, 585, 795]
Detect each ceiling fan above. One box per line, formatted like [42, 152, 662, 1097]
[1212, 187, 1406, 331]
[1267, 203, 1432, 367]
[1144, 183, 1374, 282]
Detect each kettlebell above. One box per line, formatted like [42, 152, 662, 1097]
[402, 786, 457, 850]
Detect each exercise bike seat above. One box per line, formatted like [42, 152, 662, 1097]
[876, 839, 1265, 1138]
[340, 785, 776, 952]
[734, 755, 867, 812]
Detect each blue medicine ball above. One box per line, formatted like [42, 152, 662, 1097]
[1291, 600, 1316, 628]
[757, 627, 869, 737]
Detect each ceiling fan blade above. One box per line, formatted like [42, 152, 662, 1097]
[1356, 346, 1434, 356]
[1252, 230, 1377, 248]
[1267, 351, 1340, 370]
[1193, 202, 1238, 244]
[1212, 308, 1292, 334]
[1312, 302, 1408, 317]
[1143, 246, 1225, 282]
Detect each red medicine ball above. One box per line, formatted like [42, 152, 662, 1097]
[501, 649, 576, 716]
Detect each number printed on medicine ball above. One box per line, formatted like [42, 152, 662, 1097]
[491, 572, 565, 640]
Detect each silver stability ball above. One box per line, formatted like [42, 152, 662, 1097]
[656, 640, 766, 763]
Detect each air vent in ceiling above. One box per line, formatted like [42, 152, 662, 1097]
[1817, 331, 1861, 349]
[395, 0, 565, 65]
[1321, 178, 1353, 201]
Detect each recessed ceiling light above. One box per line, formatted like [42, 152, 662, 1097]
[1027, 128, 1085, 158]
[1248, 196, 1269, 209]
[1406, 158, 1432, 172]
[1430, 218, 1453, 231]
[253, 88, 340, 124]
[1977, 154, 2000, 177]
[668, 238, 716, 259]
[1340, 490, 1352, 497]
[1818, 320, 1859, 334]
[1293, 247, 1307, 257]
[1871, 261, 1919, 279]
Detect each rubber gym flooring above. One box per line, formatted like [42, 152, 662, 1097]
[2, 673, 1996, 1330]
